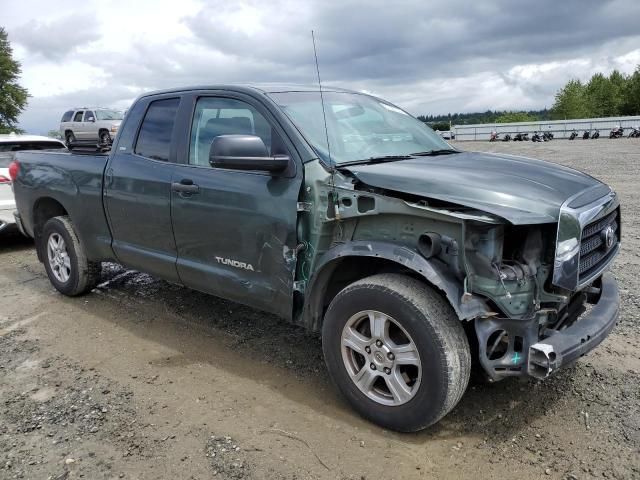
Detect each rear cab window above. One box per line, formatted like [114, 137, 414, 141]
[134, 98, 180, 161]
[84, 111, 96, 122]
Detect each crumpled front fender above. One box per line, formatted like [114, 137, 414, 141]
[301, 240, 490, 331]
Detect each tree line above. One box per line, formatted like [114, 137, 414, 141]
[418, 110, 550, 130]
[421, 65, 640, 128]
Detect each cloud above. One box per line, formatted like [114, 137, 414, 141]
[11, 14, 101, 60]
[2, 0, 640, 134]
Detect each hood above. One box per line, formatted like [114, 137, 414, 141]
[342, 151, 608, 224]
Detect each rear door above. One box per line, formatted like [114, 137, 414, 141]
[103, 95, 181, 281]
[170, 92, 303, 319]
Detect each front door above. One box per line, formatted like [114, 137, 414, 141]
[104, 96, 181, 282]
[170, 94, 303, 319]
[71, 110, 84, 140]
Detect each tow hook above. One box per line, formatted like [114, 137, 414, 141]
[528, 343, 558, 379]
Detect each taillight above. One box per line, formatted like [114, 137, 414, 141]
[8, 160, 20, 181]
[0, 175, 11, 184]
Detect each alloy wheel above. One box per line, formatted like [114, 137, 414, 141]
[341, 310, 422, 406]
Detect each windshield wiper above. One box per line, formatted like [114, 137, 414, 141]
[336, 155, 413, 167]
[410, 149, 459, 156]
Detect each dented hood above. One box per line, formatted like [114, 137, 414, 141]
[342, 151, 607, 224]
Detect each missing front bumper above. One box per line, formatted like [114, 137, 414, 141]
[527, 272, 619, 379]
[475, 272, 619, 381]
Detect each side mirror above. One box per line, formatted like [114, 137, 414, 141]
[209, 135, 289, 173]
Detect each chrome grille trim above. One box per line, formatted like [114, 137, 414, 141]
[552, 186, 620, 291]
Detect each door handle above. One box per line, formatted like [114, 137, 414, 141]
[171, 180, 199, 194]
[105, 168, 114, 188]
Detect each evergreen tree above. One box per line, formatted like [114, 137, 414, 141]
[621, 66, 640, 115]
[0, 27, 29, 134]
[551, 79, 589, 119]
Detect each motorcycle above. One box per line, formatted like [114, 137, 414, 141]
[582, 131, 590, 140]
[629, 126, 640, 138]
[543, 131, 554, 141]
[531, 132, 542, 142]
[610, 126, 624, 138]
[513, 132, 529, 141]
[568, 130, 578, 140]
[592, 129, 600, 139]
[502, 134, 512, 142]
[489, 131, 500, 142]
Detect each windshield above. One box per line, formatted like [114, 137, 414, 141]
[96, 109, 124, 121]
[269, 91, 452, 165]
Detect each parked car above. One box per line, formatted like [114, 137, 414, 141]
[436, 130, 455, 140]
[11, 85, 621, 432]
[0, 134, 66, 233]
[59, 108, 124, 147]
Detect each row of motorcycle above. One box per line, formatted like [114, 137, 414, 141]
[490, 126, 640, 142]
[569, 126, 640, 139]
[490, 132, 552, 142]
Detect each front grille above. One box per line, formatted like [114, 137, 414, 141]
[578, 209, 619, 280]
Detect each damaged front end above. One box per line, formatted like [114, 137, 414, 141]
[298, 159, 621, 382]
[471, 189, 621, 381]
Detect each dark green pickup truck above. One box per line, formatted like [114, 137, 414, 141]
[11, 85, 621, 431]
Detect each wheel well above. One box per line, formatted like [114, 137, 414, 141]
[64, 129, 73, 137]
[302, 256, 425, 331]
[33, 197, 68, 260]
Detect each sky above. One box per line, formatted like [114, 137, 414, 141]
[2, 0, 640, 134]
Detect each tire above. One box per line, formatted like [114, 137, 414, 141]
[99, 131, 111, 145]
[65, 131, 76, 147]
[41, 216, 101, 296]
[322, 274, 470, 432]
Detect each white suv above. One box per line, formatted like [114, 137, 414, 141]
[0, 134, 66, 233]
[59, 108, 124, 146]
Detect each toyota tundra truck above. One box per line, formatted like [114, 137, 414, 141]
[10, 85, 621, 432]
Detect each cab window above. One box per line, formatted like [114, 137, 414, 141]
[188, 97, 286, 167]
[134, 98, 180, 162]
[73, 111, 84, 122]
[84, 111, 95, 122]
[61, 111, 73, 122]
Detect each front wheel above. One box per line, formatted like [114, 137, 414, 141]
[99, 131, 111, 145]
[41, 216, 101, 296]
[322, 274, 470, 432]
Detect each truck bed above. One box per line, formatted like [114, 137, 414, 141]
[13, 149, 115, 261]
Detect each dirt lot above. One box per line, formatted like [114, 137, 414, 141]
[1, 139, 639, 480]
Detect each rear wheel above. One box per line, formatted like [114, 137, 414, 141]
[41, 216, 101, 296]
[322, 274, 470, 432]
[65, 131, 76, 147]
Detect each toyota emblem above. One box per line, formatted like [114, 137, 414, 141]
[601, 225, 615, 250]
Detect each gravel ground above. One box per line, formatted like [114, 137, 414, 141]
[0, 138, 638, 479]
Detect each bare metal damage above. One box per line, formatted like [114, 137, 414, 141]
[296, 160, 496, 330]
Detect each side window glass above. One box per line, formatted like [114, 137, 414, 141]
[188, 97, 282, 167]
[84, 111, 95, 122]
[73, 111, 84, 122]
[134, 98, 180, 162]
[61, 111, 73, 122]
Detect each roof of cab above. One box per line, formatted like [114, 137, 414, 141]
[138, 84, 361, 98]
